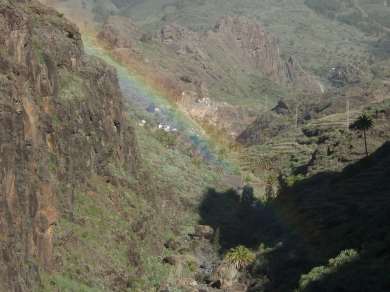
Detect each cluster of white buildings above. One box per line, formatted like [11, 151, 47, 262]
[158, 124, 178, 132]
[141, 103, 182, 132]
[138, 119, 178, 133]
[196, 97, 211, 105]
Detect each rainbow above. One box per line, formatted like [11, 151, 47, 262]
[82, 36, 236, 171]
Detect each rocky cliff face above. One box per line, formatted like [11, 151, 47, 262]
[0, 1, 138, 290]
[98, 15, 141, 49]
[209, 16, 299, 86]
[159, 16, 321, 93]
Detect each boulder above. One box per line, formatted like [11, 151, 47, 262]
[164, 238, 181, 251]
[194, 225, 214, 240]
[210, 262, 239, 289]
[162, 255, 181, 266]
[272, 100, 290, 115]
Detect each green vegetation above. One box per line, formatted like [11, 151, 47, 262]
[305, 0, 390, 34]
[224, 246, 256, 270]
[285, 174, 306, 187]
[297, 249, 359, 291]
[39, 117, 221, 290]
[58, 70, 86, 101]
[40, 274, 103, 292]
[154, 129, 178, 148]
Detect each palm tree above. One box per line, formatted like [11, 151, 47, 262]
[350, 113, 374, 157]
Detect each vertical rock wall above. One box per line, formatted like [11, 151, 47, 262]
[0, 1, 138, 290]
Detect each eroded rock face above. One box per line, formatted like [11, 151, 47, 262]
[0, 1, 138, 291]
[158, 16, 320, 89]
[236, 112, 292, 145]
[212, 16, 287, 84]
[97, 15, 141, 49]
[159, 16, 321, 92]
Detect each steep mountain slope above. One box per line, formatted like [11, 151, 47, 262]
[0, 1, 137, 289]
[305, 0, 390, 34]
[41, 0, 375, 78]
[0, 1, 225, 291]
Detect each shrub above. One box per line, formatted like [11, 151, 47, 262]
[297, 249, 359, 291]
[155, 129, 177, 148]
[224, 246, 256, 270]
[286, 174, 305, 187]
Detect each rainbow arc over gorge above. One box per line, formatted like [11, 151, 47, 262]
[82, 36, 234, 171]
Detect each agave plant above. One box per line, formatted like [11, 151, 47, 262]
[224, 245, 256, 270]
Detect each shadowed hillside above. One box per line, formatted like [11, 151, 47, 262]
[199, 187, 285, 251]
[199, 186, 313, 291]
[197, 142, 390, 291]
[275, 141, 390, 291]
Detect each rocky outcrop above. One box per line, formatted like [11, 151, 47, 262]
[97, 15, 142, 49]
[236, 112, 292, 145]
[0, 1, 138, 291]
[211, 262, 240, 289]
[194, 225, 214, 240]
[272, 100, 290, 115]
[210, 16, 288, 84]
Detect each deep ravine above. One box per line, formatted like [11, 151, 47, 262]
[81, 36, 308, 292]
